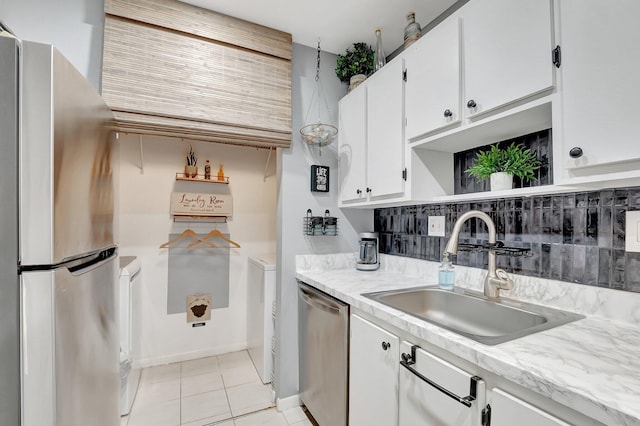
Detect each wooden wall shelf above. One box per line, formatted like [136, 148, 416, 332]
[176, 173, 229, 184]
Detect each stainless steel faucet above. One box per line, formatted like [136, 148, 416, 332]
[443, 210, 514, 298]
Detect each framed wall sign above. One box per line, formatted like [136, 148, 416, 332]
[311, 165, 329, 192]
[170, 192, 233, 217]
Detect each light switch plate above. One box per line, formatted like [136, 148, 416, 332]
[625, 211, 640, 252]
[428, 216, 445, 237]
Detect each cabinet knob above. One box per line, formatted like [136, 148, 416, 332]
[366, 187, 372, 193]
[467, 99, 477, 108]
[444, 109, 453, 118]
[381, 341, 391, 351]
[569, 147, 583, 158]
[356, 189, 362, 195]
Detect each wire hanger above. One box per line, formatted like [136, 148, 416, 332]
[188, 229, 241, 248]
[159, 229, 218, 248]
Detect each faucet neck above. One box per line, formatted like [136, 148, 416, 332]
[444, 210, 497, 255]
[444, 210, 510, 298]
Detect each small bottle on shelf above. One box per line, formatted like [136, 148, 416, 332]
[217, 164, 225, 181]
[438, 253, 455, 290]
[404, 12, 421, 49]
[204, 160, 211, 179]
[373, 29, 386, 72]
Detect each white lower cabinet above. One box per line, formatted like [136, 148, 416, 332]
[348, 314, 587, 426]
[489, 388, 570, 426]
[398, 341, 487, 426]
[349, 314, 399, 426]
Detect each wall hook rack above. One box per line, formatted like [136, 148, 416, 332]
[303, 208, 338, 236]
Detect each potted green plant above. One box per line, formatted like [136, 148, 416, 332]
[335, 42, 374, 91]
[184, 145, 198, 178]
[465, 143, 541, 191]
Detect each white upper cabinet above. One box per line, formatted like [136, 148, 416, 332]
[366, 58, 406, 200]
[462, 0, 554, 118]
[338, 85, 367, 203]
[558, 0, 640, 171]
[339, 58, 406, 206]
[405, 18, 461, 141]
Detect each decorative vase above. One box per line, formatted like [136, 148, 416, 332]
[349, 74, 367, 91]
[373, 29, 386, 72]
[185, 165, 198, 178]
[404, 12, 422, 49]
[490, 172, 513, 191]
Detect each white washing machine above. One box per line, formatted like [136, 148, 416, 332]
[119, 256, 142, 416]
[247, 255, 276, 384]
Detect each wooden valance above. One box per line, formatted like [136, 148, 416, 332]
[102, 0, 292, 148]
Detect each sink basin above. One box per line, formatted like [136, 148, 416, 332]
[362, 286, 584, 345]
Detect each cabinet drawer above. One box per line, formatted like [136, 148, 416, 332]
[399, 341, 486, 426]
[490, 388, 570, 426]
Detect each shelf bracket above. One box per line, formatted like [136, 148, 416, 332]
[138, 134, 145, 174]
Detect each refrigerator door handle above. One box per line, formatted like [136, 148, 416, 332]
[19, 247, 117, 274]
[67, 247, 117, 275]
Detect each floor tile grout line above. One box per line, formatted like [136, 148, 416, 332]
[130, 351, 281, 426]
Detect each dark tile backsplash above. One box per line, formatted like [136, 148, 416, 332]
[454, 129, 552, 194]
[374, 187, 640, 293]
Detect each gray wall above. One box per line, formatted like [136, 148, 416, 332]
[275, 43, 372, 400]
[1, 0, 374, 401]
[0, 0, 105, 90]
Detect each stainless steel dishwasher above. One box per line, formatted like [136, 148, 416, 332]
[298, 281, 349, 426]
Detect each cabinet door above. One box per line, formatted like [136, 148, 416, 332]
[405, 17, 461, 140]
[349, 314, 399, 426]
[490, 388, 570, 426]
[398, 342, 485, 426]
[463, 0, 554, 117]
[366, 59, 405, 199]
[338, 86, 367, 203]
[560, 0, 640, 169]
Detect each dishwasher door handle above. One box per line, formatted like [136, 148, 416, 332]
[299, 286, 343, 314]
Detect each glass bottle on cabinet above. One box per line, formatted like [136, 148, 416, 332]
[374, 29, 386, 72]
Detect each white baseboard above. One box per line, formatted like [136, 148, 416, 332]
[276, 394, 300, 412]
[135, 343, 247, 368]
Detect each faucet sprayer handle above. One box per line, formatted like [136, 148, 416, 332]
[495, 268, 514, 291]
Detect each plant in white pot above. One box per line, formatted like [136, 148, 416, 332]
[465, 143, 541, 191]
[335, 42, 374, 91]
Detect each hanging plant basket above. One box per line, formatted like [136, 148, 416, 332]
[300, 122, 338, 146]
[300, 40, 339, 150]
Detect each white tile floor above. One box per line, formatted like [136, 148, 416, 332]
[121, 350, 313, 426]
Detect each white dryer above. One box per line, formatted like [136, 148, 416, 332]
[119, 256, 142, 416]
[247, 255, 276, 384]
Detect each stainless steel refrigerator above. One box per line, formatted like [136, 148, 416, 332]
[0, 31, 119, 425]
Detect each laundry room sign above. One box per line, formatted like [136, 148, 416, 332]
[170, 192, 233, 217]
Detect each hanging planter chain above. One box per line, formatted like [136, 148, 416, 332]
[300, 39, 338, 154]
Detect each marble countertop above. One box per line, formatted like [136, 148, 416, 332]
[296, 253, 640, 426]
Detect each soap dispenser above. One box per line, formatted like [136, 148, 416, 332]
[438, 253, 455, 290]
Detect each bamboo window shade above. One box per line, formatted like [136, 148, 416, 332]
[102, 0, 293, 148]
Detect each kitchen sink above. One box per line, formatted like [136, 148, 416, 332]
[362, 286, 584, 345]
